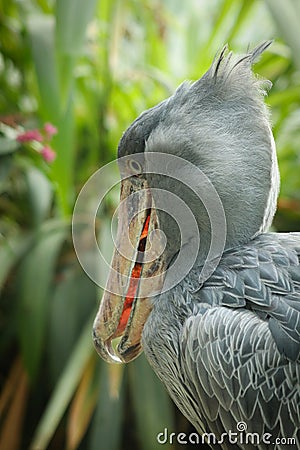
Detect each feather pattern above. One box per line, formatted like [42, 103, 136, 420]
[143, 233, 300, 449]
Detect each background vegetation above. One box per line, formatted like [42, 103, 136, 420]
[0, 0, 300, 449]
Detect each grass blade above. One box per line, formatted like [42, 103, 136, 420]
[66, 356, 99, 450]
[55, 0, 98, 104]
[27, 14, 74, 215]
[25, 166, 53, 226]
[89, 364, 124, 450]
[0, 232, 32, 294]
[17, 221, 67, 379]
[264, 0, 300, 69]
[129, 356, 175, 450]
[30, 314, 95, 450]
[56, 0, 98, 53]
[0, 358, 29, 450]
[27, 15, 60, 120]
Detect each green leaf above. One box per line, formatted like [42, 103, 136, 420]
[0, 232, 32, 294]
[49, 104, 75, 216]
[48, 267, 96, 382]
[17, 220, 67, 379]
[207, 0, 236, 45]
[27, 15, 60, 120]
[25, 166, 53, 226]
[89, 363, 124, 450]
[30, 314, 95, 450]
[66, 356, 99, 450]
[129, 355, 175, 450]
[55, 0, 98, 103]
[226, 0, 255, 43]
[55, 0, 98, 54]
[264, 0, 300, 69]
[26, 14, 74, 215]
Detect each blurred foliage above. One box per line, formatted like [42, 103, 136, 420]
[0, 0, 299, 449]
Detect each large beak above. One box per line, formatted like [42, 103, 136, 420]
[93, 176, 167, 363]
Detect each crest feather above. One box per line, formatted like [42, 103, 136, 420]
[210, 41, 273, 94]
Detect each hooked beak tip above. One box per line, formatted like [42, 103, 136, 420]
[92, 326, 142, 364]
[92, 327, 123, 364]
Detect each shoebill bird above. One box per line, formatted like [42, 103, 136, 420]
[93, 42, 300, 449]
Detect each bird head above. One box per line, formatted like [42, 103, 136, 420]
[93, 42, 279, 364]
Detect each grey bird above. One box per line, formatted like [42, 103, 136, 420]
[93, 42, 300, 449]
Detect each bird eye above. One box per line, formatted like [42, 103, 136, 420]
[128, 159, 142, 175]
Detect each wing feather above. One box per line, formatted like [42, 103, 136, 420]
[143, 232, 300, 448]
[180, 307, 299, 445]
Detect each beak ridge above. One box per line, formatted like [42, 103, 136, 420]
[93, 176, 167, 363]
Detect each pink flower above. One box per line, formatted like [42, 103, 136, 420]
[41, 146, 56, 163]
[44, 122, 57, 138]
[16, 129, 43, 143]
[16, 124, 58, 162]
